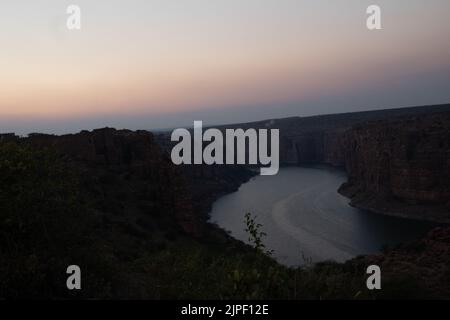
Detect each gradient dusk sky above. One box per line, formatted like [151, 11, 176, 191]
[1, 0, 450, 134]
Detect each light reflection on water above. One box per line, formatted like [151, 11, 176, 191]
[209, 167, 436, 266]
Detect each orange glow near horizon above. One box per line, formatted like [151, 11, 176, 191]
[1, 0, 450, 124]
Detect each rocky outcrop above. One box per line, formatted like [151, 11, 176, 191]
[25, 128, 203, 237]
[339, 113, 450, 222]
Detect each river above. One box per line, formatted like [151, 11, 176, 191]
[209, 167, 436, 266]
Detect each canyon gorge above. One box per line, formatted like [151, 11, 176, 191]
[1, 103, 450, 298]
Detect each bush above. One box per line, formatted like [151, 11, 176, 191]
[0, 142, 114, 298]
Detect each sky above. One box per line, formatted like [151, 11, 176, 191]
[1, 0, 450, 135]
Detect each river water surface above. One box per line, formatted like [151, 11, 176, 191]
[209, 167, 436, 266]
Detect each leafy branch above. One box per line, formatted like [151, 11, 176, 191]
[244, 212, 273, 256]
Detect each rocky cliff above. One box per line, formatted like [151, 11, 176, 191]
[339, 112, 450, 222]
[155, 133, 257, 220]
[277, 107, 450, 222]
[24, 128, 203, 237]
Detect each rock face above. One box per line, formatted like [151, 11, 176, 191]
[278, 130, 347, 166]
[178, 165, 256, 221]
[214, 104, 450, 168]
[339, 113, 450, 222]
[25, 128, 202, 237]
[154, 133, 257, 220]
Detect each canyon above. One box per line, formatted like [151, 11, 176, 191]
[1, 103, 450, 298]
[208, 103, 450, 223]
[2, 103, 449, 234]
[170, 121, 280, 175]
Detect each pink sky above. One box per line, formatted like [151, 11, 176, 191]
[1, 0, 450, 133]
